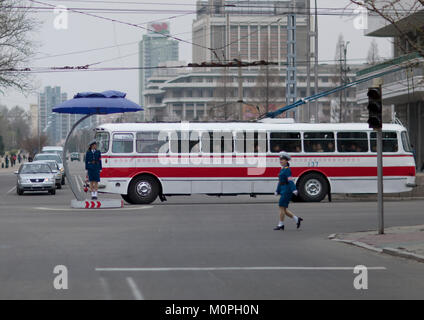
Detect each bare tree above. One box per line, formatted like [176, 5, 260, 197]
[349, 0, 424, 57]
[331, 34, 346, 122]
[21, 134, 48, 158]
[0, 0, 38, 93]
[7, 105, 30, 147]
[367, 39, 381, 65]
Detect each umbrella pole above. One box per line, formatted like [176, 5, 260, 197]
[63, 114, 92, 201]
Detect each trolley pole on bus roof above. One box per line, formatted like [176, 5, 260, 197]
[368, 81, 384, 234]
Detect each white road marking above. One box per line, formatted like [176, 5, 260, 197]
[96, 266, 387, 272]
[99, 277, 112, 300]
[6, 186, 16, 194]
[126, 277, 144, 300]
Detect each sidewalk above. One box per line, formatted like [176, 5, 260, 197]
[330, 225, 424, 263]
[0, 165, 19, 174]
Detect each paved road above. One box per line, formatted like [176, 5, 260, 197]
[1, 171, 424, 300]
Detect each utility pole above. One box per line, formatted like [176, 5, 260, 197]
[286, 0, 297, 120]
[238, 53, 243, 120]
[224, 12, 230, 120]
[314, 0, 319, 122]
[339, 41, 349, 123]
[339, 42, 343, 123]
[306, 0, 311, 123]
[266, 63, 270, 113]
[344, 41, 349, 121]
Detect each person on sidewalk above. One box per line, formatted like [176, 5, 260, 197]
[273, 151, 303, 231]
[85, 140, 102, 200]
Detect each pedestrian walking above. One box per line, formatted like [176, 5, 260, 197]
[273, 151, 303, 230]
[85, 140, 102, 200]
[17, 154, 21, 164]
[5, 155, 9, 168]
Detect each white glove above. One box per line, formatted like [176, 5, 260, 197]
[293, 190, 298, 196]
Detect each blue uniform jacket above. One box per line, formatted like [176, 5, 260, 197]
[85, 150, 102, 172]
[276, 166, 296, 195]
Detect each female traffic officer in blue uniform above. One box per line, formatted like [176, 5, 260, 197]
[274, 151, 303, 230]
[85, 140, 102, 200]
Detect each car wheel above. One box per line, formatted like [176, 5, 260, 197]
[61, 177, 65, 185]
[57, 183, 62, 189]
[17, 187, 24, 195]
[49, 188, 56, 195]
[297, 173, 328, 202]
[128, 176, 159, 204]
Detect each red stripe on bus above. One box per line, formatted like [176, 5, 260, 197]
[100, 166, 415, 178]
[102, 154, 413, 159]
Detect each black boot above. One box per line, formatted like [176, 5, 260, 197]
[296, 217, 303, 229]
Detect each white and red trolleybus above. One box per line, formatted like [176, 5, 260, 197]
[94, 119, 416, 204]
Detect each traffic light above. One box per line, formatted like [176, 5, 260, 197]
[367, 87, 382, 129]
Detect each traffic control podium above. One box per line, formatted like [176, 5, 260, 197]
[52, 90, 143, 210]
[71, 198, 124, 209]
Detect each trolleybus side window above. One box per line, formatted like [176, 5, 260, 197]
[112, 133, 134, 153]
[136, 131, 166, 153]
[269, 132, 301, 153]
[370, 132, 398, 152]
[235, 131, 267, 153]
[170, 131, 200, 153]
[304, 132, 335, 152]
[401, 131, 413, 152]
[201, 131, 233, 153]
[337, 132, 368, 152]
[95, 132, 110, 153]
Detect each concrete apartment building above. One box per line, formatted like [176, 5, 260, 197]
[144, 63, 360, 122]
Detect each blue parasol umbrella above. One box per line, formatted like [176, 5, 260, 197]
[53, 90, 142, 114]
[52, 90, 143, 202]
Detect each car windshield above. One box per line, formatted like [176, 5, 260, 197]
[20, 164, 52, 174]
[34, 154, 62, 163]
[43, 162, 58, 170]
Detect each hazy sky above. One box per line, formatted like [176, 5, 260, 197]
[0, 0, 393, 110]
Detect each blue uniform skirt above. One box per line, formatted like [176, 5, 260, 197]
[278, 185, 292, 208]
[88, 170, 100, 182]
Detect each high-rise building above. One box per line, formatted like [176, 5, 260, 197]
[38, 86, 68, 146]
[139, 22, 179, 107]
[192, 0, 308, 65]
[38, 87, 97, 146]
[192, 0, 309, 120]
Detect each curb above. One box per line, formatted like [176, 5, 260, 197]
[382, 248, 424, 263]
[329, 235, 383, 253]
[329, 234, 424, 262]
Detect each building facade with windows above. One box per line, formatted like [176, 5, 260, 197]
[356, 3, 424, 170]
[138, 22, 179, 107]
[144, 64, 360, 122]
